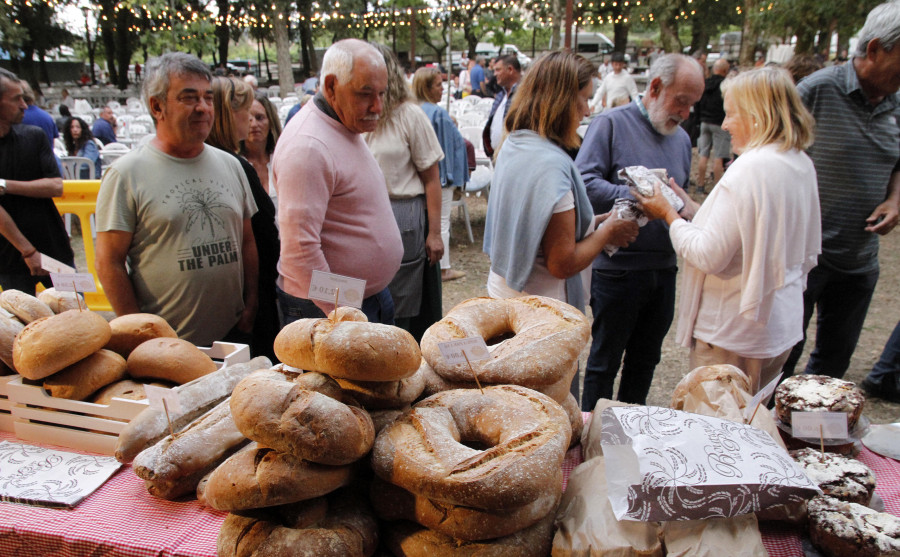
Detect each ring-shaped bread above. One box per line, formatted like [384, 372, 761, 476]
[217, 490, 378, 557]
[371, 476, 561, 541]
[230, 369, 374, 466]
[273, 309, 420, 381]
[419, 357, 575, 404]
[420, 296, 590, 388]
[205, 442, 354, 511]
[371, 385, 571, 510]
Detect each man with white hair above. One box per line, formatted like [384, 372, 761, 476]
[575, 53, 704, 410]
[783, 0, 900, 383]
[272, 39, 402, 325]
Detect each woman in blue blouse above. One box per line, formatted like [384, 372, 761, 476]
[62, 117, 101, 179]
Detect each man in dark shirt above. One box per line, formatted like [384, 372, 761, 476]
[696, 58, 731, 187]
[0, 68, 74, 294]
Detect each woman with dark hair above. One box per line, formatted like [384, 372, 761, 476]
[207, 76, 281, 361]
[412, 66, 469, 282]
[62, 116, 101, 178]
[240, 93, 282, 203]
[365, 43, 444, 341]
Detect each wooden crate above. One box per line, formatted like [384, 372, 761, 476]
[0, 375, 15, 433]
[9, 342, 250, 455]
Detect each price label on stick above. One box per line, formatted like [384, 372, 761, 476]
[144, 384, 183, 415]
[791, 411, 849, 441]
[438, 337, 491, 366]
[308, 270, 366, 308]
[41, 254, 76, 274]
[743, 372, 783, 421]
[50, 273, 97, 292]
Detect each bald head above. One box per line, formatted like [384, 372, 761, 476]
[712, 58, 730, 76]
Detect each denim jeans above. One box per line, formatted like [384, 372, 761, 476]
[581, 267, 676, 410]
[781, 265, 878, 379]
[276, 285, 395, 327]
[864, 320, 900, 399]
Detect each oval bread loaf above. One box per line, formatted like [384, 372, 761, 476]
[106, 313, 178, 358]
[0, 314, 24, 372]
[127, 338, 216, 384]
[13, 309, 112, 380]
[89, 379, 174, 405]
[43, 349, 127, 400]
[274, 316, 420, 381]
[0, 289, 54, 323]
[37, 288, 83, 314]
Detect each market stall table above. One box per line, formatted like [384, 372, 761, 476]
[0, 422, 898, 557]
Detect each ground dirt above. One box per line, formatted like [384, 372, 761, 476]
[441, 189, 900, 426]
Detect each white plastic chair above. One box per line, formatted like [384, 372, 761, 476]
[100, 142, 130, 165]
[60, 156, 95, 180]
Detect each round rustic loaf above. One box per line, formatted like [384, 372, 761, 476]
[127, 338, 217, 384]
[790, 448, 876, 506]
[230, 369, 375, 465]
[89, 379, 175, 405]
[335, 363, 426, 409]
[418, 357, 575, 404]
[13, 309, 112, 380]
[106, 313, 178, 358]
[420, 296, 590, 388]
[382, 513, 556, 557]
[205, 442, 354, 511]
[0, 314, 24, 372]
[0, 289, 54, 323]
[372, 385, 571, 510]
[37, 288, 83, 314]
[43, 349, 127, 400]
[273, 313, 420, 381]
[775, 374, 865, 430]
[217, 490, 379, 557]
[371, 476, 561, 541]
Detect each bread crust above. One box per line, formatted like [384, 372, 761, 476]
[126, 337, 217, 384]
[230, 369, 375, 465]
[205, 443, 353, 511]
[0, 289, 54, 323]
[372, 385, 571, 510]
[775, 375, 865, 430]
[106, 313, 178, 358]
[0, 314, 24, 372]
[420, 296, 590, 388]
[13, 309, 112, 380]
[273, 316, 420, 381]
[37, 288, 83, 314]
[43, 349, 127, 400]
[335, 363, 426, 409]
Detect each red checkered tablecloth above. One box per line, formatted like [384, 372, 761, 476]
[2, 424, 898, 557]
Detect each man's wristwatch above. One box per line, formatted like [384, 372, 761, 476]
[0, 179, 6, 196]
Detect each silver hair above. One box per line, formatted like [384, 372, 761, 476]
[142, 52, 212, 112]
[855, 1, 900, 56]
[0, 68, 19, 97]
[644, 53, 701, 93]
[321, 39, 384, 85]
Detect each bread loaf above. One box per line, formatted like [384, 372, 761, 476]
[37, 288, 83, 314]
[89, 379, 174, 405]
[0, 289, 54, 323]
[105, 313, 178, 358]
[127, 338, 216, 384]
[13, 309, 112, 380]
[204, 442, 354, 511]
[114, 356, 271, 463]
[43, 349, 127, 400]
[334, 364, 426, 409]
[0, 314, 24, 372]
[133, 397, 249, 500]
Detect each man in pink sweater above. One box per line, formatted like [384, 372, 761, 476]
[273, 39, 403, 325]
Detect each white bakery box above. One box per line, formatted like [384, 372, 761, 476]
[0, 374, 15, 433]
[5, 342, 249, 455]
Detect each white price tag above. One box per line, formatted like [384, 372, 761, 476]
[791, 411, 849, 440]
[438, 337, 491, 365]
[308, 270, 366, 308]
[743, 372, 783, 421]
[50, 273, 97, 292]
[143, 384, 183, 415]
[40, 254, 76, 274]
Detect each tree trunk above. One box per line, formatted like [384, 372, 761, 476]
[738, 0, 759, 65]
[262, 40, 272, 82]
[613, 21, 630, 52]
[794, 27, 816, 55]
[690, 25, 710, 54]
[658, 17, 682, 53]
[274, 12, 294, 96]
[216, 0, 230, 69]
[99, 0, 119, 85]
[115, 9, 131, 90]
[551, 0, 561, 49]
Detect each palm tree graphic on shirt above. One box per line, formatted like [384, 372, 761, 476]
[180, 188, 229, 239]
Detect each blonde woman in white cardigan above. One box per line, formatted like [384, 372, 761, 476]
[637, 67, 821, 393]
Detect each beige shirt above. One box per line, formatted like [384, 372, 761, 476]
[365, 102, 444, 199]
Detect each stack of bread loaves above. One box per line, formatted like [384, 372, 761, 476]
[419, 296, 589, 448]
[371, 385, 572, 556]
[3, 289, 219, 404]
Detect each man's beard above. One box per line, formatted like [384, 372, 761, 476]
[647, 89, 682, 136]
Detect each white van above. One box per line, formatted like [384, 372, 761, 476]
[475, 42, 533, 67]
[571, 32, 616, 65]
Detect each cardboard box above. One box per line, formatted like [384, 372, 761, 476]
[9, 342, 249, 455]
